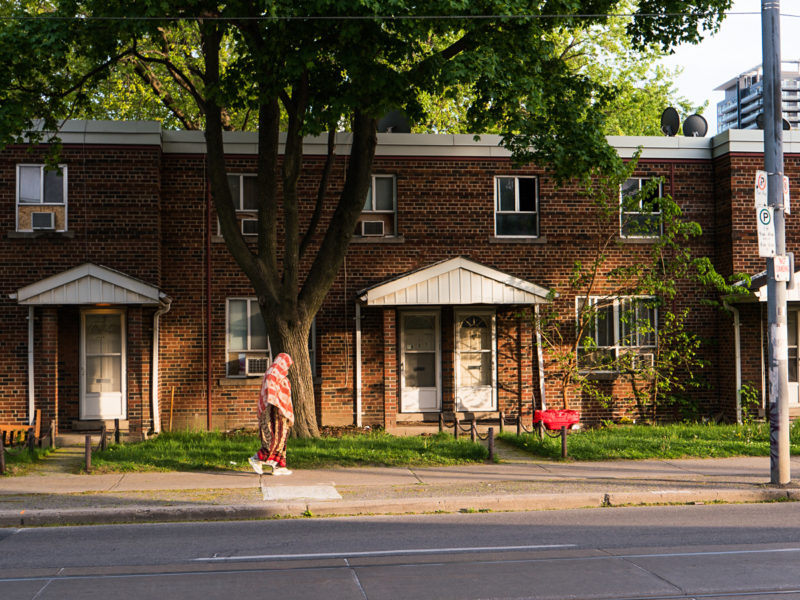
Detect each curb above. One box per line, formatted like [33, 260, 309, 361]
[1, 488, 796, 526]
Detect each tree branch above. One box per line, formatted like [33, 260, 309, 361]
[128, 58, 201, 130]
[299, 127, 336, 260]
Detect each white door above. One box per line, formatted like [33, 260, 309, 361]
[455, 311, 496, 411]
[80, 310, 126, 420]
[400, 312, 441, 412]
[789, 309, 799, 406]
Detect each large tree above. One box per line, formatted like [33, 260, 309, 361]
[0, 1, 732, 437]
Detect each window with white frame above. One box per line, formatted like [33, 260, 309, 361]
[219, 174, 258, 236]
[226, 298, 270, 377]
[577, 296, 658, 371]
[620, 178, 663, 238]
[16, 164, 67, 232]
[357, 174, 396, 237]
[494, 176, 538, 237]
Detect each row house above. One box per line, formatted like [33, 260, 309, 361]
[0, 121, 794, 436]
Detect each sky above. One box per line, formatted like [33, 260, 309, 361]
[659, 0, 800, 135]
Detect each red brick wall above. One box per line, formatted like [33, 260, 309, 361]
[0, 137, 777, 432]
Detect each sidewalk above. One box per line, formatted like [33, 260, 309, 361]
[1, 441, 800, 526]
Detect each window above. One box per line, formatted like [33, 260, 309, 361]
[218, 174, 258, 236]
[494, 176, 538, 237]
[226, 298, 270, 377]
[577, 296, 658, 372]
[357, 174, 396, 237]
[620, 178, 662, 238]
[16, 164, 67, 232]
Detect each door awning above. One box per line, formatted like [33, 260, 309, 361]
[357, 256, 552, 306]
[10, 263, 165, 306]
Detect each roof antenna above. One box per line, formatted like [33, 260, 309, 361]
[660, 107, 680, 136]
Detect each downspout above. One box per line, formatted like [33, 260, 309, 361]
[355, 302, 362, 427]
[151, 296, 172, 434]
[761, 303, 767, 413]
[724, 301, 742, 424]
[534, 304, 547, 411]
[206, 172, 213, 431]
[28, 306, 34, 425]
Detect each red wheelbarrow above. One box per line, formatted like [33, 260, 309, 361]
[533, 409, 581, 457]
[533, 409, 581, 431]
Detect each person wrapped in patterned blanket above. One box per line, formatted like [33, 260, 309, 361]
[248, 352, 294, 476]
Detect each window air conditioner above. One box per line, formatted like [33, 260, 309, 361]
[31, 212, 55, 230]
[361, 220, 384, 236]
[241, 218, 258, 235]
[246, 356, 269, 376]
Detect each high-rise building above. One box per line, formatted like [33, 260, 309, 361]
[716, 60, 800, 132]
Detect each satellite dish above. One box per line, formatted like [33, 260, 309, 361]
[660, 107, 680, 136]
[756, 113, 792, 130]
[683, 114, 708, 137]
[377, 110, 411, 133]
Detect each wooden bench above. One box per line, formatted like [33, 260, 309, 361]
[0, 409, 41, 447]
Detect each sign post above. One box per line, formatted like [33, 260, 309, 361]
[762, 0, 791, 485]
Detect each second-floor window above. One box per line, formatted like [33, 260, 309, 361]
[620, 178, 662, 238]
[227, 174, 258, 236]
[577, 296, 658, 372]
[16, 164, 67, 232]
[357, 174, 396, 237]
[495, 176, 538, 237]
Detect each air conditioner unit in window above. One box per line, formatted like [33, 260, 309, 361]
[246, 355, 269, 376]
[361, 220, 384, 236]
[241, 218, 258, 235]
[31, 212, 55, 230]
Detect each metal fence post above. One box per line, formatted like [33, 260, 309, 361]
[85, 435, 92, 473]
[470, 418, 476, 443]
[0, 436, 5, 475]
[115, 418, 120, 444]
[454, 414, 459, 440]
[49, 420, 56, 449]
[488, 427, 494, 462]
[100, 424, 107, 451]
[438, 413, 443, 433]
[499, 411, 504, 434]
[561, 426, 568, 458]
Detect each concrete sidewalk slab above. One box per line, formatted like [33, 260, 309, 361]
[1, 456, 798, 526]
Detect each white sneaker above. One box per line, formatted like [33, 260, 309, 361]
[272, 467, 292, 476]
[265, 459, 278, 468]
[248, 455, 263, 475]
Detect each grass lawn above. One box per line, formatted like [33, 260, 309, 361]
[1, 445, 53, 475]
[89, 430, 489, 472]
[498, 422, 800, 461]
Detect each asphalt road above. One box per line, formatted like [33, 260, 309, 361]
[2, 503, 800, 599]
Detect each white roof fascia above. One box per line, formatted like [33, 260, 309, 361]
[16, 263, 161, 306]
[713, 128, 800, 158]
[359, 257, 551, 306]
[23, 120, 163, 147]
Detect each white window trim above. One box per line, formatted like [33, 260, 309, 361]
[16, 164, 68, 232]
[576, 296, 658, 372]
[225, 298, 271, 377]
[620, 178, 663, 239]
[228, 173, 258, 212]
[494, 175, 539, 238]
[359, 174, 397, 237]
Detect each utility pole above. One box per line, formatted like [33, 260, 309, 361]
[762, 0, 791, 485]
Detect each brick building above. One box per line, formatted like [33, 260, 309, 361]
[0, 122, 793, 436]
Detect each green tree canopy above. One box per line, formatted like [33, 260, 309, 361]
[0, 1, 732, 435]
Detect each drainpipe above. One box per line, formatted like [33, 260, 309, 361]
[28, 306, 34, 425]
[355, 302, 362, 427]
[206, 172, 213, 431]
[724, 301, 742, 424]
[534, 304, 547, 411]
[151, 296, 172, 434]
